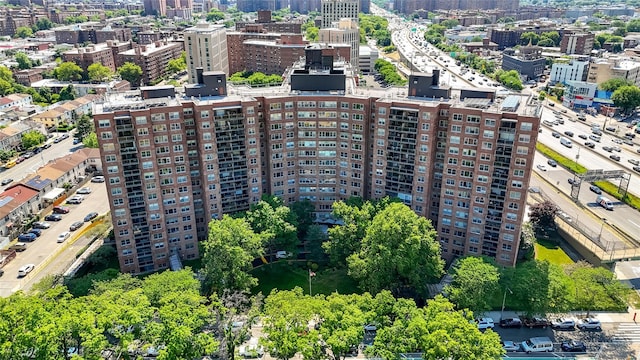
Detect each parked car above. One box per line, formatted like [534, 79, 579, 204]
[561, 340, 586, 352]
[18, 264, 35, 277]
[44, 214, 62, 222]
[499, 318, 522, 328]
[53, 206, 70, 214]
[66, 195, 84, 204]
[501, 341, 520, 352]
[629, 159, 640, 166]
[84, 212, 99, 222]
[69, 221, 84, 231]
[523, 317, 550, 328]
[275, 250, 292, 259]
[589, 185, 602, 194]
[27, 228, 42, 237]
[8, 242, 27, 252]
[53, 137, 62, 143]
[77, 187, 92, 194]
[547, 159, 557, 167]
[475, 317, 495, 330]
[577, 318, 601, 330]
[551, 318, 575, 330]
[91, 176, 105, 183]
[1, 178, 13, 186]
[536, 164, 547, 171]
[610, 154, 621, 162]
[17, 233, 37, 242]
[57, 232, 70, 243]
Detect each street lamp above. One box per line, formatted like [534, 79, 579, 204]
[501, 287, 513, 319]
[598, 218, 607, 242]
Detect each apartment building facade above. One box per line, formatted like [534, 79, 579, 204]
[96, 69, 540, 274]
[587, 57, 640, 87]
[550, 58, 589, 84]
[319, 19, 360, 69]
[185, 23, 229, 83]
[120, 42, 184, 85]
[560, 32, 595, 55]
[321, 0, 359, 28]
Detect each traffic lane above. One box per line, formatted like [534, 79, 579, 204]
[533, 152, 634, 248]
[0, 182, 108, 296]
[0, 135, 79, 185]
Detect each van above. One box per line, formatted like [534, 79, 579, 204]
[596, 195, 614, 210]
[560, 137, 573, 148]
[542, 120, 554, 126]
[589, 134, 601, 142]
[521, 337, 554, 353]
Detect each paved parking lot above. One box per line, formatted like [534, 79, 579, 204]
[0, 181, 108, 296]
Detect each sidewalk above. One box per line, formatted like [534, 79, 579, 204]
[486, 310, 636, 323]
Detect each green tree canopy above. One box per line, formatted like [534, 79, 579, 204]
[206, 9, 225, 22]
[444, 256, 500, 313]
[53, 62, 83, 81]
[600, 78, 633, 92]
[347, 202, 444, 297]
[82, 132, 98, 148]
[15, 26, 33, 38]
[87, 63, 113, 82]
[520, 31, 539, 45]
[167, 52, 187, 74]
[201, 215, 266, 295]
[540, 31, 560, 46]
[15, 52, 33, 70]
[75, 113, 94, 140]
[246, 195, 298, 256]
[627, 18, 640, 32]
[612, 85, 640, 113]
[528, 200, 558, 229]
[21, 129, 46, 149]
[117, 62, 143, 87]
[59, 84, 77, 101]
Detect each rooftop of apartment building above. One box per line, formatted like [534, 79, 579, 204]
[591, 57, 640, 70]
[96, 56, 540, 119]
[63, 42, 114, 55]
[184, 22, 226, 34]
[119, 41, 180, 56]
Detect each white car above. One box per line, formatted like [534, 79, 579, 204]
[57, 232, 71, 243]
[502, 340, 520, 352]
[476, 317, 495, 330]
[536, 164, 547, 171]
[577, 318, 601, 330]
[612, 138, 623, 144]
[18, 264, 35, 277]
[551, 317, 575, 330]
[275, 251, 292, 259]
[77, 187, 92, 194]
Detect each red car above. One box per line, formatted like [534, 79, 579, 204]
[53, 206, 70, 214]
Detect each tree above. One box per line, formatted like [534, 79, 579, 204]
[21, 130, 46, 149]
[520, 31, 539, 45]
[289, 199, 314, 238]
[540, 31, 560, 46]
[166, 53, 187, 74]
[369, 295, 504, 360]
[600, 78, 633, 92]
[536, 38, 555, 47]
[211, 291, 262, 360]
[323, 197, 397, 267]
[206, 9, 225, 22]
[567, 261, 631, 315]
[201, 215, 265, 295]
[83, 132, 98, 148]
[118, 62, 143, 87]
[59, 84, 77, 101]
[35, 18, 54, 31]
[15, 52, 33, 70]
[319, 293, 367, 359]
[0, 149, 15, 162]
[15, 26, 33, 38]
[444, 257, 500, 313]
[627, 18, 640, 32]
[53, 62, 83, 81]
[87, 63, 113, 82]
[347, 202, 444, 297]
[612, 85, 640, 113]
[528, 200, 558, 230]
[440, 19, 459, 29]
[75, 113, 94, 140]
[245, 195, 298, 258]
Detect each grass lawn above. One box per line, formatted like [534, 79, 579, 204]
[535, 238, 574, 265]
[251, 261, 360, 296]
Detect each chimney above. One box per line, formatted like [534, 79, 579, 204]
[483, 38, 489, 46]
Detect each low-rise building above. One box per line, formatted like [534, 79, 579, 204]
[502, 44, 546, 80]
[0, 185, 40, 241]
[0, 121, 45, 152]
[587, 57, 640, 87]
[0, 94, 32, 111]
[560, 31, 594, 55]
[30, 95, 98, 128]
[550, 58, 589, 84]
[562, 80, 598, 109]
[13, 69, 45, 86]
[358, 45, 378, 74]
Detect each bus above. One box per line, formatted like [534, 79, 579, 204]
[4, 159, 16, 169]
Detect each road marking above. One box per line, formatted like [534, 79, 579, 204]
[629, 220, 640, 229]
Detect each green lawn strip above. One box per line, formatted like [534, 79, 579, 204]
[593, 180, 640, 211]
[535, 238, 574, 266]
[536, 143, 587, 174]
[251, 261, 360, 296]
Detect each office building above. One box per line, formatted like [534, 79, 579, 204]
[321, 0, 359, 28]
[560, 32, 595, 55]
[319, 19, 360, 69]
[550, 58, 589, 84]
[587, 57, 640, 87]
[501, 44, 546, 80]
[95, 48, 541, 274]
[184, 23, 229, 83]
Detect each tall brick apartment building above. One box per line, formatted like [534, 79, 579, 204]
[95, 48, 541, 274]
